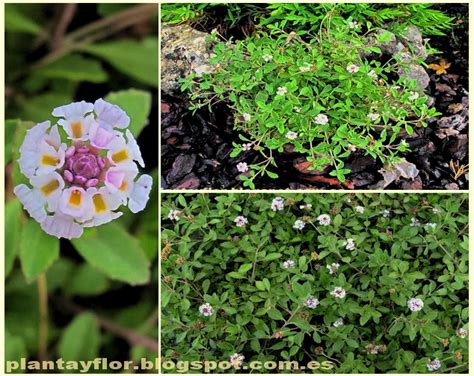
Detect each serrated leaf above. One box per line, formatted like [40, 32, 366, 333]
[105, 89, 152, 137]
[57, 313, 99, 361]
[19, 220, 60, 283]
[81, 38, 158, 87]
[35, 54, 108, 83]
[72, 223, 150, 285]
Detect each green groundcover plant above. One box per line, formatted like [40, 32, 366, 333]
[176, 3, 454, 187]
[161, 193, 468, 373]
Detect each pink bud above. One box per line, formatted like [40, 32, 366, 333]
[78, 146, 89, 153]
[64, 170, 74, 182]
[75, 176, 87, 184]
[65, 146, 76, 158]
[98, 157, 106, 169]
[85, 178, 99, 187]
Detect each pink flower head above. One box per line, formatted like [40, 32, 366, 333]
[14, 99, 152, 239]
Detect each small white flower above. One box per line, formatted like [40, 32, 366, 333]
[230, 353, 245, 368]
[432, 207, 441, 214]
[242, 113, 251, 121]
[282, 260, 296, 269]
[285, 131, 298, 140]
[424, 223, 437, 231]
[348, 144, 357, 152]
[368, 113, 380, 121]
[317, 214, 331, 226]
[348, 21, 358, 29]
[313, 114, 329, 125]
[410, 217, 420, 227]
[333, 318, 344, 327]
[408, 91, 420, 101]
[199, 303, 214, 316]
[331, 287, 346, 299]
[299, 63, 313, 72]
[271, 197, 285, 211]
[304, 296, 320, 309]
[367, 70, 378, 79]
[407, 297, 424, 312]
[299, 203, 312, 210]
[242, 143, 253, 151]
[380, 210, 390, 218]
[343, 238, 355, 250]
[346, 64, 360, 73]
[293, 219, 306, 230]
[234, 216, 248, 227]
[276, 86, 288, 96]
[426, 358, 441, 372]
[262, 54, 273, 62]
[168, 209, 180, 221]
[236, 162, 248, 173]
[355, 205, 365, 213]
[326, 262, 340, 275]
[457, 328, 468, 338]
[293, 106, 301, 113]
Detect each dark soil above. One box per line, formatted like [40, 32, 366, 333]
[161, 4, 468, 190]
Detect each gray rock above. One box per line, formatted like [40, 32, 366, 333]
[372, 29, 405, 55]
[400, 26, 427, 59]
[161, 25, 216, 95]
[398, 63, 430, 89]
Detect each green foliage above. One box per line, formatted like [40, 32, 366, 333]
[72, 223, 151, 286]
[161, 193, 468, 373]
[57, 313, 100, 361]
[182, 19, 440, 185]
[19, 220, 59, 283]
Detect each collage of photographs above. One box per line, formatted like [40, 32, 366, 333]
[2, 1, 470, 374]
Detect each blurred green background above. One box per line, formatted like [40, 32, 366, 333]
[5, 3, 159, 371]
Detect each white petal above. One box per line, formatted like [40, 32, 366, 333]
[82, 211, 123, 228]
[13, 184, 47, 223]
[58, 187, 91, 218]
[36, 141, 66, 175]
[88, 121, 116, 149]
[52, 101, 94, 120]
[94, 98, 130, 129]
[128, 174, 153, 213]
[57, 114, 94, 141]
[40, 213, 83, 239]
[19, 121, 50, 154]
[126, 129, 144, 167]
[30, 172, 65, 212]
[46, 125, 61, 149]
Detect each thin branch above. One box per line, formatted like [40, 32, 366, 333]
[53, 296, 159, 353]
[37, 274, 49, 361]
[51, 4, 77, 51]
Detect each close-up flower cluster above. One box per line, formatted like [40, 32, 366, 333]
[161, 193, 468, 373]
[14, 100, 152, 239]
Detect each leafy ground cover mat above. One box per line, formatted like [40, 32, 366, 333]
[161, 193, 468, 373]
[161, 3, 468, 190]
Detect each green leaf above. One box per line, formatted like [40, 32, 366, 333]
[57, 313, 99, 361]
[267, 309, 284, 321]
[262, 253, 281, 262]
[227, 272, 245, 279]
[64, 264, 110, 296]
[72, 223, 150, 285]
[5, 119, 20, 164]
[19, 220, 60, 283]
[5, 200, 22, 277]
[35, 54, 108, 83]
[238, 263, 253, 274]
[105, 89, 152, 137]
[81, 38, 158, 87]
[5, 330, 27, 370]
[5, 5, 41, 35]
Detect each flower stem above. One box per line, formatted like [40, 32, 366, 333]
[37, 273, 49, 361]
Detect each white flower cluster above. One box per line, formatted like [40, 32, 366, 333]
[234, 216, 248, 227]
[199, 303, 214, 316]
[343, 238, 356, 250]
[317, 214, 331, 226]
[333, 318, 344, 327]
[407, 297, 424, 312]
[331, 287, 346, 299]
[426, 358, 441, 372]
[14, 100, 152, 239]
[327, 262, 340, 275]
[282, 260, 295, 269]
[304, 296, 320, 309]
[293, 219, 306, 230]
[229, 353, 245, 368]
[168, 209, 180, 221]
[271, 197, 285, 211]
